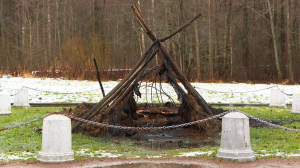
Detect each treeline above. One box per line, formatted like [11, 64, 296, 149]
[0, 0, 299, 83]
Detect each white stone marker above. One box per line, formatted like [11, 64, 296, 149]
[13, 87, 30, 108]
[38, 114, 74, 163]
[0, 91, 12, 115]
[216, 112, 256, 162]
[269, 88, 287, 107]
[292, 92, 300, 114]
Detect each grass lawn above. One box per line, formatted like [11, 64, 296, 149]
[0, 106, 300, 162]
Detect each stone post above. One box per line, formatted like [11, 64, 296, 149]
[0, 91, 12, 115]
[13, 87, 30, 108]
[269, 88, 287, 108]
[292, 92, 300, 114]
[216, 111, 256, 162]
[38, 114, 74, 163]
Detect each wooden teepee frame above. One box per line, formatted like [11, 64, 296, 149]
[72, 4, 213, 131]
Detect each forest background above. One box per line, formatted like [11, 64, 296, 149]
[0, 0, 299, 83]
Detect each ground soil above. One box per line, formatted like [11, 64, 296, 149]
[1, 158, 300, 168]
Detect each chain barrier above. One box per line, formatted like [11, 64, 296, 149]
[4, 84, 294, 96]
[64, 110, 232, 130]
[194, 85, 277, 94]
[0, 112, 59, 132]
[64, 111, 300, 132]
[276, 86, 293, 96]
[21, 86, 101, 95]
[240, 111, 300, 132]
[1, 109, 299, 133]
[10, 87, 26, 96]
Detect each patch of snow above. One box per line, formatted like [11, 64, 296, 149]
[147, 155, 162, 158]
[96, 153, 123, 158]
[1, 77, 299, 104]
[177, 151, 213, 157]
[286, 154, 300, 157]
[75, 149, 122, 158]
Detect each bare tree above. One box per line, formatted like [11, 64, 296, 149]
[286, 0, 293, 82]
[243, 0, 249, 79]
[208, 0, 214, 80]
[267, 0, 283, 80]
[193, 0, 201, 80]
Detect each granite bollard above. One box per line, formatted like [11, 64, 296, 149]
[38, 114, 74, 163]
[216, 111, 256, 162]
[0, 91, 12, 115]
[292, 92, 300, 114]
[269, 88, 287, 108]
[13, 88, 30, 108]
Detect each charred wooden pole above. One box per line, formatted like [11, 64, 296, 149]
[131, 4, 213, 116]
[72, 44, 159, 131]
[106, 48, 159, 115]
[93, 58, 106, 97]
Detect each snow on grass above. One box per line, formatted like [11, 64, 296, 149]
[176, 151, 213, 157]
[75, 149, 123, 158]
[0, 152, 37, 161]
[0, 77, 299, 104]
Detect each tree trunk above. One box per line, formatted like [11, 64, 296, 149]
[230, 26, 233, 79]
[286, 0, 293, 82]
[276, 0, 285, 79]
[193, 0, 200, 80]
[47, 0, 52, 66]
[151, 0, 157, 66]
[243, 0, 249, 80]
[267, 0, 283, 81]
[0, 0, 5, 65]
[36, 1, 40, 63]
[208, 0, 214, 80]
[293, 1, 300, 79]
[56, 0, 62, 60]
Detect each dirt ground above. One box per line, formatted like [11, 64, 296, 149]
[1, 158, 300, 168]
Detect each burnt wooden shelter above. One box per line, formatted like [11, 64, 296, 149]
[69, 5, 222, 139]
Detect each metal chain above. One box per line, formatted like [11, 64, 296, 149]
[22, 86, 100, 94]
[65, 110, 300, 132]
[239, 111, 300, 132]
[195, 85, 277, 94]
[0, 112, 59, 132]
[276, 86, 293, 96]
[10, 87, 25, 96]
[64, 110, 232, 130]
[1, 109, 299, 133]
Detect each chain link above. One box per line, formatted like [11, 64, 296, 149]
[65, 110, 300, 132]
[276, 86, 293, 96]
[64, 110, 232, 130]
[22, 86, 100, 95]
[0, 112, 59, 132]
[10, 87, 25, 96]
[240, 111, 300, 132]
[194, 85, 277, 94]
[1, 109, 299, 133]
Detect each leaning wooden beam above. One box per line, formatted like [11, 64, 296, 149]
[131, 4, 213, 116]
[93, 58, 106, 98]
[86, 46, 159, 121]
[72, 44, 158, 131]
[107, 48, 158, 115]
[158, 13, 201, 42]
